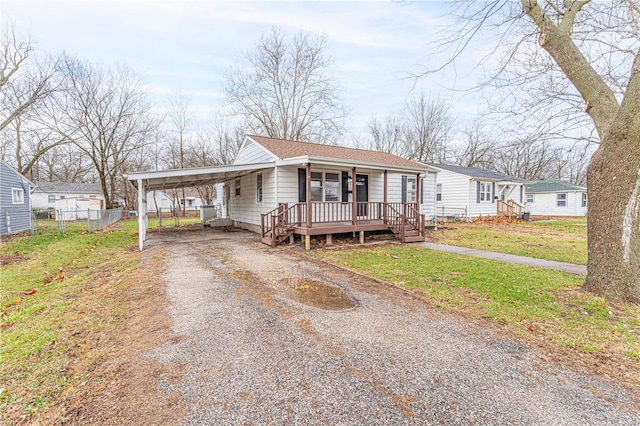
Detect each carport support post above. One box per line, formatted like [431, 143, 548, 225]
[137, 179, 147, 250]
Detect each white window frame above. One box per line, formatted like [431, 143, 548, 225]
[406, 176, 417, 203]
[557, 193, 567, 207]
[310, 171, 341, 202]
[235, 178, 241, 196]
[480, 182, 492, 202]
[581, 192, 587, 208]
[12, 188, 24, 204]
[527, 194, 534, 204]
[256, 172, 263, 203]
[48, 194, 56, 203]
[436, 183, 442, 202]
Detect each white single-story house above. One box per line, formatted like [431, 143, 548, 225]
[427, 163, 528, 220]
[0, 160, 34, 236]
[32, 182, 104, 210]
[525, 178, 587, 217]
[127, 135, 439, 250]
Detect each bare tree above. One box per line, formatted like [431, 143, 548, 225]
[426, 1, 640, 302]
[492, 136, 554, 180]
[403, 93, 452, 163]
[208, 114, 245, 165]
[166, 92, 192, 215]
[368, 114, 406, 157]
[225, 27, 346, 144]
[55, 55, 153, 208]
[0, 25, 65, 171]
[450, 123, 495, 168]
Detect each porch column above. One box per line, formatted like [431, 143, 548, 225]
[352, 167, 357, 225]
[306, 163, 312, 228]
[137, 179, 147, 250]
[416, 173, 421, 207]
[383, 170, 388, 223]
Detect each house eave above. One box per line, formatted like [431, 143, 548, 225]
[276, 155, 432, 174]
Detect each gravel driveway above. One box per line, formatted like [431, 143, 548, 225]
[144, 227, 639, 425]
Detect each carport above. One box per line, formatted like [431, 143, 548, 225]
[126, 162, 275, 250]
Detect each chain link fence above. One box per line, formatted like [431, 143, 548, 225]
[32, 208, 123, 235]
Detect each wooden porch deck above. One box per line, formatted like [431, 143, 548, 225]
[261, 202, 426, 248]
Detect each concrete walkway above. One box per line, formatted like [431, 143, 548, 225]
[418, 242, 587, 275]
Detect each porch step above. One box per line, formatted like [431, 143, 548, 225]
[404, 235, 425, 243]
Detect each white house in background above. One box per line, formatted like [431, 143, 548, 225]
[525, 179, 587, 217]
[427, 163, 528, 220]
[55, 197, 102, 220]
[128, 135, 439, 250]
[146, 189, 205, 213]
[0, 160, 34, 235]
[32, 182, 104, 210]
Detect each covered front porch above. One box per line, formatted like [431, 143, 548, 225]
[261, 201, 426, 249]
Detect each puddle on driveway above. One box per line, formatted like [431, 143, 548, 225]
[282, 278, 355, 310]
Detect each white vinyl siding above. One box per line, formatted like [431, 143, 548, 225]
[228, 169, 277, 227]
[526, 191, 586, 216]
[234, 138, 276, 165]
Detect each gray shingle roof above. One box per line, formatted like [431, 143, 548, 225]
[526, 178, 586, 193]
[427, 163, 528, 182]
[34, 182, 102, 194]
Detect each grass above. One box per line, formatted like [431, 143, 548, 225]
[431, 218, 587, 264]
[315, 245, 640, 363]
[0, 223, 140, 422]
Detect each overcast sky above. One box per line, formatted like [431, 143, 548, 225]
[2, 0, 488, 140]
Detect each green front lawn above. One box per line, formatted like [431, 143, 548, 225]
[315, 245, 639, 363]
[431, 218, 587, 264]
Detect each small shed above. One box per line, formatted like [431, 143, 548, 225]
[55, 197, 103, 220]
[0, 160, 34, 236]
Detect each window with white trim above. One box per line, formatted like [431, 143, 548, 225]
[406, 177, 417, 203]
[480, 182, 491, 202]
[557, 193, 567, 207]
[581, 192, 587, 207]
[325, 173, 339, 201]
[527, 194, 534, 203]
[235, 178, 241, 196]
[436, 184, 442, 202]
[48, 194, 56, 203]
[12, 188, 24, 204]
[256, 173, 263, 203]
[310, 171, 341, 202]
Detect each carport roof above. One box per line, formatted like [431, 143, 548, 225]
[125, 162, 276, 191]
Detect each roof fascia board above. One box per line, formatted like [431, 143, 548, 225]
[126, 161, 276, 182]
[276, 155, 430, 174]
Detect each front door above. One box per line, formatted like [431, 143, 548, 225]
[356, 174, 368, 217]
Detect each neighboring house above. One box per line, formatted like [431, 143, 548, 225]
[427, 163, 528, 220]
[0, 160, 33, 236]
[146, 189, 205, 213]
[128, 135, 439, 250]
[525, 178, 587, 217]
[32, 182, 104, 210]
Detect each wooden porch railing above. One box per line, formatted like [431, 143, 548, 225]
[497, 199, 523, 218]
[261, 201, 426, 246]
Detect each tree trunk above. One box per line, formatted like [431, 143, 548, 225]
[584, 118, 640, 303]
